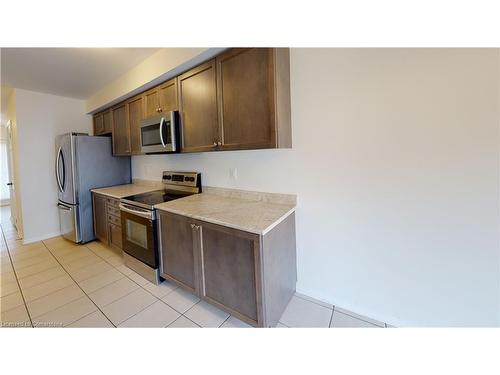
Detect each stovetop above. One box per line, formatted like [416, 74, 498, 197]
[121, 189, 192, 210]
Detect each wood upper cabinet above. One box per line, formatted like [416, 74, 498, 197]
[178, 60, 219, 153]
[93, 113, 104, 135]
[93, 193, 108, 243]
[199, 221, 261, 324]
[158, 211, 199, 293]
[127, 95, 144, 155]
[111, 103, 130, 155]
[215, 48, 291, 150]
[143, 88, 160, 118]
[159, 78, 178, 112]
[102, 110, 113, 134]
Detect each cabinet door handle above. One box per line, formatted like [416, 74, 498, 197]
[190, 223, 195, 229]
[213, 141, 217, 146]
[217, 141, 222, 146]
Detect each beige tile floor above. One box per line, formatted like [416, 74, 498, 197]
[0, 207, 390, 328]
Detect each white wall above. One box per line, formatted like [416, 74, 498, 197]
[132, 49, 500, 327]
[14, 89, 92, 242]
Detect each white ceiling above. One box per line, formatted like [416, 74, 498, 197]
[1, 48, 159, 99]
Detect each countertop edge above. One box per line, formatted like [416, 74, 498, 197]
[156, 205, 296, 235]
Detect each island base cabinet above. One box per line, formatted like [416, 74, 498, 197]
[158, 211, 297, 327]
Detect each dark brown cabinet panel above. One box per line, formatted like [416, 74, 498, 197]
[127, 95, 144, 155]
[200, 223, 260, 323]
[144, 88, 160, 118]
[109, 223, 122, 250]
[159, 211, 198, 292]
[216, 48, 274, 150]
[157, 210, 296, 327]
[178, 60, 219, 153]
[93, 193, 108, 243]
[216, 48, 291, 150]
[93, 113, 104, 135]
[102, 110, 113, 134]
[159, 78, 178, 112]
[111, 103, 130, 155]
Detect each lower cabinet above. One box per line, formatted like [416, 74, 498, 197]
[92, 193, 122, 251]
[158, 212, 198, 293]
[158, 210, 297, 327]
[93, 193, 108, 243]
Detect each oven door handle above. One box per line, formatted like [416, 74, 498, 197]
[119, 204, 153, 220]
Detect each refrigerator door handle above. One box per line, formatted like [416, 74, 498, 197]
[55, 147, 65, 192]
[57, 202, 71, 211]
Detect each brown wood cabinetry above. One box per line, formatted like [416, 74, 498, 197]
[127, 95, 144, 155]
[93, 193, 108, 242]
[93, 113, 104, 135]
[158, 212, 198, 293]
[92, 193, 123, 251]
[159, 78, 178, 113]
[158, 210, 297, 327]
[111, 103, 130, 155]
[215, 48, 291, 150]
[143, 88, 160, 118]
[102, 110, 113, 134]
[199, 221, 261, 323]
[92, 48, 291, 154]
[178, 60, 219, 153]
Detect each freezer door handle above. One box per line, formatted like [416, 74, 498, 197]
[57, 202, 71, 211]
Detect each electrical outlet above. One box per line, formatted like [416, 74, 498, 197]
[229, 167, 238, 180]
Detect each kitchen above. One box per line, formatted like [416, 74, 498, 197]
[2, 1, 500, 373]
[2, 47, 499, 331]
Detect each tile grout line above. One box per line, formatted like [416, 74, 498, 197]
[86, 244, 163, 326]
[0, 224, 34, 328]
[41, 240, 117, 328]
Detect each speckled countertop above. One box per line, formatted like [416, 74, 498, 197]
[154, 192, 296, 235]
[91, 184, 159, 199]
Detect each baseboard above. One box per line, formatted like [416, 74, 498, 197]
[295, 285, 405, 328]
[22, 231, 62, 245]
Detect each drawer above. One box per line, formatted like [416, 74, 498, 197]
[106, 197, 120, 208]
[108, 214, 121, 227]
[107, 205, 121, 217]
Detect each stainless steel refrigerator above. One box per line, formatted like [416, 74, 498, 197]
[55, 133, 131, 243]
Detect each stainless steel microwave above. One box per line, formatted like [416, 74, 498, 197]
[140, 111, 180, 154]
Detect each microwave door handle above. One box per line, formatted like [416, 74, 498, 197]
[55, 147, 64, 192]
[170, 114, 176, 152]
[159, 117, 166, 147]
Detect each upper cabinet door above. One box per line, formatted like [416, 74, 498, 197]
[143, 88, 160, 118]
[216, 48, 291, 150]
[93, 113, 104, 135]
[102, 110, 113, 134]
[111, 103, 130, 155]
[178, 60, 219, 153]
[216, 48, 275, 150]
[128, 95, 144, 155]
[159, 78, 178, 112]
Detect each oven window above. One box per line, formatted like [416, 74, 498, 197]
[141, 124, 161, 146]
[126, 219, 148, 248]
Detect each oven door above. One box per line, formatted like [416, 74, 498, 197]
[120, 205, 158, 269]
